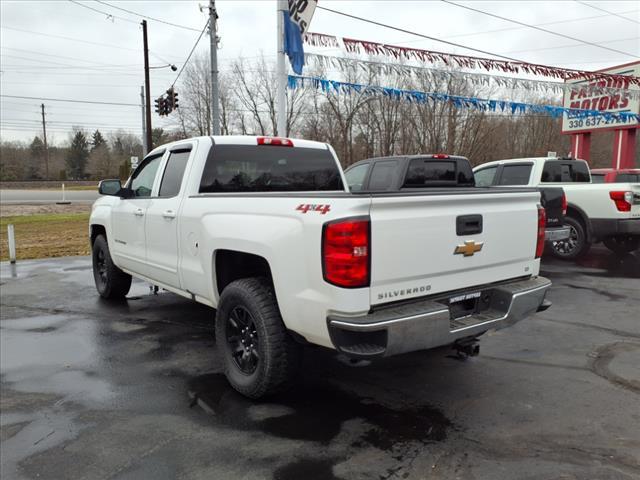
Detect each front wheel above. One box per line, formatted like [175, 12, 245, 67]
[215, 277, 301, 399]
[92, 234, 132, 299]
[550, 216, 590, 260]
[603, 235, 640, 254]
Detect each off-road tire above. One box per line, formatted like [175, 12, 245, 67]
[603, 235, 640, 254]
[92, 234, 132, 299]
[550, 216, 591, 260]
[216, 277, 301, 399]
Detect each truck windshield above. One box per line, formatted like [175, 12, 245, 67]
[199, 145, 344, 192]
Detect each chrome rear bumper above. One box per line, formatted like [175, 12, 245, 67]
[327, 276, 551, 358]
[545, 226, 570, 242]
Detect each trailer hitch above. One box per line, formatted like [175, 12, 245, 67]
[452, 337, 480, 359]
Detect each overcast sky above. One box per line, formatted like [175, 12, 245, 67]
[1, 0, 638, 145]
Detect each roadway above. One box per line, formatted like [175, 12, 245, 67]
[0, 189, 100, 204]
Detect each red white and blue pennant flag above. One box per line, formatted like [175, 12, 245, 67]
[284, 0, 318, 74]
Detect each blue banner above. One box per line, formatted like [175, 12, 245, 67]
[288, 75, 640, 122]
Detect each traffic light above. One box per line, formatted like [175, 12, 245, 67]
[166, 87, 179, 112]
[154, 96, 164, 116]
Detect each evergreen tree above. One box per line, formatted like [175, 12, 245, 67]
[92, 129, 106, 151]
[27, 136, 45, 179]
[67, 130, 90, 179]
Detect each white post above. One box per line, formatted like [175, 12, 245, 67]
[276, 0, 288, 137]
[7, 224, 16, 264]
[141, 86, 147, 155]
[62, 183, 66, 202]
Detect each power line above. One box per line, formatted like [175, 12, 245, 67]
[315, 5, 525, 62]
[502, 36, 640, 55]
[1, 25, 139, 52]
[171, 20, 210, 88]
[440, 0, 639, 58]
[1, 95, 139, 107]
[94, 0, 202, 32]
[574, 1, 640, 25]
[443, 9, 639, 39]
[67, 0, 139, 24]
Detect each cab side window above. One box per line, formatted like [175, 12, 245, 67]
[498, 164, 532, 185]
[368, 160, 397, 190]
[159, 150, 191, 197]
[474, 166, 498, 187]
[344, 163, 369, 192]
[130, 155, 162, 197]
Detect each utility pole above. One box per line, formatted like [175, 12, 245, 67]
[142, 20, 153, 151]
[209, 0, 220, 135]
[276, 0, 287, 137]
[140, 86, 147, 155]
[40, 103, 50, 180]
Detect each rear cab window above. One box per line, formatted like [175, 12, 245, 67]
[403, 157, 474, 188]
[616, 173, 639, 183]
[199, 145, 344, 192]
[541, 160, 590, 183]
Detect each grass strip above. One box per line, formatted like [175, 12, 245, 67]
[0, 213, 91, 261]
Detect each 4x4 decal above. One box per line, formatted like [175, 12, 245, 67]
[296, 204, 331, 214]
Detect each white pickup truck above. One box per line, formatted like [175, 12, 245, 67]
[90, 136, 551, 398]
[474, 157, 640, 258]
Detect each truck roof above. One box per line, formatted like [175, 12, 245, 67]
[147, 135, 329, 157]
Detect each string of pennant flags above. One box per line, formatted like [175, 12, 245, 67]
[287, 75, 640, 122]
[304, 53, 640, 101]
[303, 32, 640, 87]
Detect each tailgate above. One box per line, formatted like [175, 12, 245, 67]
[539, 187, 564, 228]
[369, 191, 541, 305]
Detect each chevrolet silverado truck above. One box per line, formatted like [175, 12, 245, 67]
[90, 136, 551, 398]
[345, 154, 569, 242]
[473, 157, 640, 258]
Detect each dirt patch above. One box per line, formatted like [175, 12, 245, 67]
[0, 204, 91, 217]
[0, 213, 91, 260]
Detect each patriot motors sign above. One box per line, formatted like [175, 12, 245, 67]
[562, 61, 640, 134]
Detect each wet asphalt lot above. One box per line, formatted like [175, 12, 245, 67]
[1, 247, 639, 480]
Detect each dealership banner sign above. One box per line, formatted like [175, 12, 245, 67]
[562, 61, 640, 134]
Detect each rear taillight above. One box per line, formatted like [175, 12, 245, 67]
[536, 205, 546, 259]
[257, 136, 294, 147]
[609, 191, 633, 212]
[322, 217, 370, 288]
[561, 193, 567, 216]
[432, 154, 450, 159]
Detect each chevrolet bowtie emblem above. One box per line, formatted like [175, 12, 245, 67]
[454, 240, 484, 257]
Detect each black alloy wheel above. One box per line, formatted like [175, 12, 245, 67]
[226, 306, 260, 375]
[91, 234, 132, 299]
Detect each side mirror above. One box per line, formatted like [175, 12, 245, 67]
[98, 179, 122, 196]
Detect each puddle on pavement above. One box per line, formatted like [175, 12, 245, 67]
[273, 458, 341, 480]
[0, 314, 113, 405]
[187, 373, 451, 448]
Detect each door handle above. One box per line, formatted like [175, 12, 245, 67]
[162, 210, 176, 219]
[134, 208, 144, 217]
